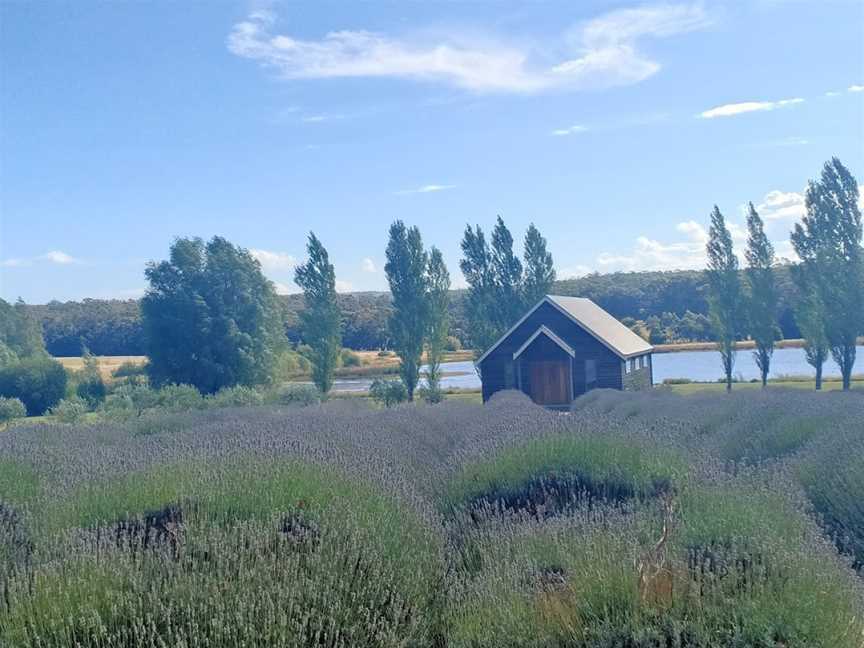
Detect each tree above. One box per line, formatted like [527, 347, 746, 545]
[424, 247, 450, 402]
[705, 206, 744, 392]
[744, 203, 779, 387]
[460, 224, 498, 353]
[294, 233, 342, 394]
[794, 284, 829, 390]
[141, 236, 286, 393]
[791, 158, 863, 391]
[0, 298, 46, 362]
[491, 216, 524, 332]
[522, 223, 556, 308]
[385, 221, 429, 401]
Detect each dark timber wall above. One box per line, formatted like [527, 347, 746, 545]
[480, 301, 627, 403]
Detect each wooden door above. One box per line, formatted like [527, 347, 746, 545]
[529, 360, 570, 405]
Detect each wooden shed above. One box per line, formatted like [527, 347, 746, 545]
[477, 295, 654, 408]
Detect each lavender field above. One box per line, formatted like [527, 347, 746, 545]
[1, 389, 863, 647]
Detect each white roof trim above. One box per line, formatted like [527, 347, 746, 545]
[513, 325, 575, 360]
[476, 295, 653, 364]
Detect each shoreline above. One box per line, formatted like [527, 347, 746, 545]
[653, 337, 864, 354]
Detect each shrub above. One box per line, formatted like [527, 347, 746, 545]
[369, 378, 407, 407]
[155, 384, 204, 411]
[75, 376, 107, 409]
[48, 397, 88, 424]
[271, 384, 321, 407]
[207, 385, 264, 408]
[377, 349, 394, 357]
[111, 360, 148, 380]
[340, 348, 362, 367]
[0, 357, 68, 415]
[0, 397, 26, 423]
[662, 377, 693, 385]
[444, 335, 462, 352]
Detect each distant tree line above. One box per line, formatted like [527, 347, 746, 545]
[26, 266, 806, 356]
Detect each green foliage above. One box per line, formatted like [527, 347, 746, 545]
[48, 397, 88, 424]
[744, 204, 779, 387]
[0, 298, 46, 361]
[444, 435, 684, 509]
[385, 221, 430, 400]
[270, 383, 321, 406]
[294, 233, 342, 393]
[791, 158, 863, 390]
[706, 206, 744, 391]
[793, 286, 829, 388]
[0, 397, 26, 423]
[369, 378, 408, 407]
[491, 216, 525, 330]
[424, 247, 451, 402]
[206, 385, 264, 408]
[0, 357, 68, 415]
[339, 348, 361, 367]
[74, 348, 107, 408]
[521, 223, 555, 309]
[141, 236, 286, 394]
[459, 224, 498, 352]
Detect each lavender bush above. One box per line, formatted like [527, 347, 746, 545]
[0, 388, 862, 646]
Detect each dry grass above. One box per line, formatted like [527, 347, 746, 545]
[56, 355, 146, 381]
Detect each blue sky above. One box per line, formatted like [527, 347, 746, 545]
[1, 0, 862, 303]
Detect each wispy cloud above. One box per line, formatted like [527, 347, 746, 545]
[849, 84, 864, 93]
[250, 249, 297, 271]
[361, 257, 376, 273]
[395, 184, 457, 195]
[1, 250, 82, 267]
[699, 97, 803, 119]
[551, 124, 587, 136]
[227, 4, 711, 94]
[301, 113, 343, 123]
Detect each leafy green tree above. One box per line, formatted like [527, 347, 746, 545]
[0, 298, 46, 363]
[491, 216, 524, 331]
[522, 223, 556, 308]
[424, 247, 451, 403]
[791, 158, 863, 391]
[294, 233, 342, 394]
[141, 236, 286, 394]
[75, 345, 107, 408]
[706, 206, 744, 392]
[794, 285, 829, 390]
[460, 224, 498, 353]
[0, 357, 67, 415]
[744, 203, 779, 388]
[385, 221, 429, 401]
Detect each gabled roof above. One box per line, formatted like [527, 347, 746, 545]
[513, 325, 575, 360]
[477, 295, 653, 364]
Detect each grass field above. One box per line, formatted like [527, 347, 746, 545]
[1, 389, 862, 647]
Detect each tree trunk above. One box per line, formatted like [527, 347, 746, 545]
[815, 363, 822, 391]
[761, 367, 768, 389]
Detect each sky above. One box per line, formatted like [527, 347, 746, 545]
[1, 0, 862, 304]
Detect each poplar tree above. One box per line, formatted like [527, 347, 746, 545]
[491, 216, 524, 332]
[385, 221, 429, 401]
[459, 224, 498, 353]
[794, 283, 829, 390]
[424, 247, 450, 402]
[791, 157, 863, 391]
[744, 203, 778, 387]
[522, 223, 556, 308]
[294, 233, 342, 394]
[705, 206, 744, 392]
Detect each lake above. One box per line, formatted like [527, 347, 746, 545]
[327, 346, 864, 392]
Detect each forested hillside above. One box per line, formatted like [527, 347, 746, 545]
[28, 267, 802, 356]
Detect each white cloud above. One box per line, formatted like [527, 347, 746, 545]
[825, 91, 841, 97]
[301, 113, 343, 123]
[395, 184, 456, 195]
[250, 248, 297, 271]
[335, 280, 353, 292]
[41, 250, 79, 264]
[698, 97, 803, 119]
[849, 84, 864, 93]
[227, 4, 710, 94]
[755, 189, 805, 221]
[1, 250, 81, 267]
[361, 257, 376, 273]
[551, 124, 587, 136]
